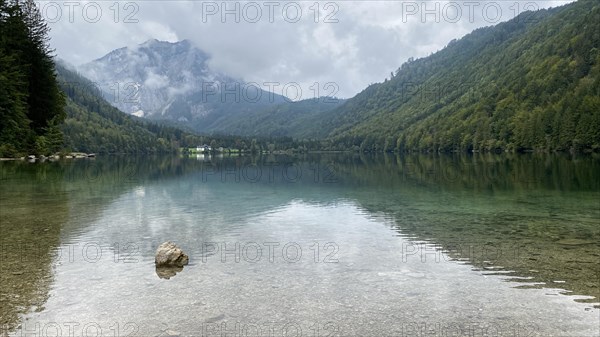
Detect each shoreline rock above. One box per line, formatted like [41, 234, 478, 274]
[0, 153, 96, 161]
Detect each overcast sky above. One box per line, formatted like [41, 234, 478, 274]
[42, 0, 574, 98]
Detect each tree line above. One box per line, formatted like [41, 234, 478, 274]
[0, 0, 65, 157]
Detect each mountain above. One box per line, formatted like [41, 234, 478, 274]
[78, 40, 287, 131]
[57, 60, 197, 153]
[207, 97, 345, 138]
[56, 61, 323, 154]
[319, 0, 599, 152]
[79, 39, 232, 119]
[78, 39, 344, 138]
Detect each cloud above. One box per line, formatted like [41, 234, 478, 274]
[143, 71, 170, 90]
[43, 0, 575, 98]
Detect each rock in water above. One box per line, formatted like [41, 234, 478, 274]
[156, 266, 183, 280]
[155, 241, 189, 267]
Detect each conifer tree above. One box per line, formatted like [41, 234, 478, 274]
[0, 0, 65, 155]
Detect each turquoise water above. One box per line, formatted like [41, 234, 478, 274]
[1, 154, 598, 336]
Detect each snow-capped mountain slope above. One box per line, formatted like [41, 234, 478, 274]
[78, 39, 286, 128]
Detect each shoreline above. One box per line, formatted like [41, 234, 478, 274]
[2, 149, 598, 161]
[0, 153, 96, 161]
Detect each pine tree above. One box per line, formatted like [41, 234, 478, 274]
[0, 0, 65, 155]
[0, 49, 31, 156]
[18, 0, 66, 136]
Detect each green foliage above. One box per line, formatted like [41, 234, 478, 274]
[0, 49, 31, 154]
[319, 1, 600, 153]
[205, 97, 344, 138]
[57, 63, 191, 154]
[0, 0, 65, 156]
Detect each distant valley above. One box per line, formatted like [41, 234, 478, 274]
[78, 39, 343, 137]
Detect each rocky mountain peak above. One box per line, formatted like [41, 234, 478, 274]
[78, 39, 237, 119]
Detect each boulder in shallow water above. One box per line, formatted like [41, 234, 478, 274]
[155, 241, 189, 267]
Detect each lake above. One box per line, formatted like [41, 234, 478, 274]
[1, 153, 599, 336]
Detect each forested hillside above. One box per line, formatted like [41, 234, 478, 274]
[0, 0, 65, 157]
[321, 0, 599, 153]
[57, 63, 194, 154]
[206, 97, 344, 138]
[57, 64, 318, 154]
